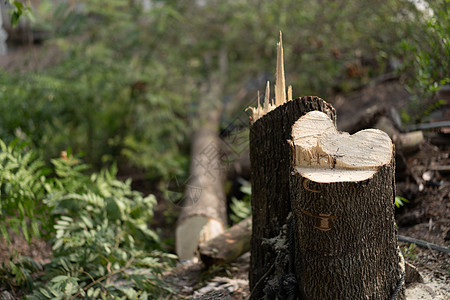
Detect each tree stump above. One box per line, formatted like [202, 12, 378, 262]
[249, 96, 336, 298]
[290, 111, 405, 299]
[248, 33, 404, 299]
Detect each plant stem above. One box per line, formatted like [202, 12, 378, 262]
[69, 257, 135, 299]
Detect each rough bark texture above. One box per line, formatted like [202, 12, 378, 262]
[249, 96, 336, 298]
[290, 161, 405, 299]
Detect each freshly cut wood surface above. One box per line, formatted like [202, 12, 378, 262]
[292, 111, 393, 182]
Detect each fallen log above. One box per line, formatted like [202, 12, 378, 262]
[374, 116, 424, 154]
[175, 47, 229, 261]
[198, 217, 251, 267]
[175, 127, 228, 261]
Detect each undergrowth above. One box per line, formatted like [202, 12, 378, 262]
[0, 140, 177, 299]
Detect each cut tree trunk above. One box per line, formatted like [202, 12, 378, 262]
[289, 111, 405, 299]
[249, 96, 336, 298]
[175, 127, 228, 260]
[175, 46, 228, 261]
[249, 34, 404, 299]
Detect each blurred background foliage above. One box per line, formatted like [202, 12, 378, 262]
[1, 0, 448, 181]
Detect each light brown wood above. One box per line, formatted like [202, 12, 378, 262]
[248, 33, 288, 123]
[374, 116, 424, 154]
[275, 31, 286, 106]
[292, 111, 393, 182]
[198, 217, 251, 267]
[175, 128, 227, 261]
[175, 48, 228, 261]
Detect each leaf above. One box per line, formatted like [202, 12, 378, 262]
[13, 1, 24, 10]
[38, 287, 52, 298]
[0, 224, 10, 243]
[240, 184, 251, 195]
[395, 196, 410, 208]
[10, 10, 21, 27]
[21, 218, 30, 242]
[51, 275, 68, 283]
[80, 215, 94, 229]
[105, 197, 122, 221]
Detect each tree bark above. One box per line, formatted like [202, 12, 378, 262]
[291, 162, 405, 299]
[249, 98, 405, 299]
[249, 96, 336, 298]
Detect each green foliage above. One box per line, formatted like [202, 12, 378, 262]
[34, 158, 177, 298]
[230, 183, 251, 224]
[0, 254, 43, 292]
[2, 0, 439, 180]
[1, 0, 192, 181]
[8, 0, 33, 27]
[396, 0, 450, 121]
[395, 196, 410, 208]
[0, 140, 177, 298]
[401, 243, 418, 262]
[0, 139, 53, 243]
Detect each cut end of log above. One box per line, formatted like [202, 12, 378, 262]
[176, 216, 225, 260]
[292, 111, 393, 182]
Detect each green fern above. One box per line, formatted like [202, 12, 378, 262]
[0, 139, 53, 243]
[0, 140, 177, 298]
[230, 183, 252, 224]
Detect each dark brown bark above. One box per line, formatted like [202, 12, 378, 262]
[290, 161, 405, 299]
[249, 96, 405, 299]
[198, 217, 251, 267]
[249, 96, 336, 298]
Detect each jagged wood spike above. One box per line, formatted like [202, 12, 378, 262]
[264, 81, 270, 113]
[257, 90, 261, 118]
[275, 31, 286, 106]
[248, 34, 289, 123]
[288, 85, 293, 101]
